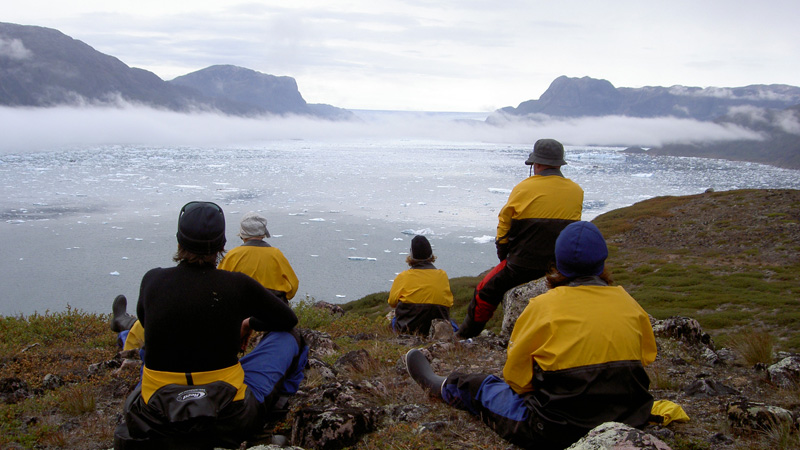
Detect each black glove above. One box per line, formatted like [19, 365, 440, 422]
[496, 242, 509, 262]
[456, 314, 487, 339]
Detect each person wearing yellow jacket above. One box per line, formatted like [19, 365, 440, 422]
[218, 211, 299, 303]
[407, 221, 656, 449]
[388, 235, 456, 334]
[458, 139, 583, 338]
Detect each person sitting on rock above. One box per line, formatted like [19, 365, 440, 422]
[114, 201, 307, 448]
[217, 211, 299, 304]
[406, 221, 657, 449]
[388, 235, 457, 335]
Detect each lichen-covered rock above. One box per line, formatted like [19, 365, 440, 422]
[767, 356, 800, 389]
[384, 403, 430, 423]
[566, 422, 672, 449]
[501, 277, 548, 338]
[291, 406, 384, 450]
[314, 301, 345, 316]
[652, 316, 714, 350]
[428, 318, 455, 341]
[41, 373, 63, 391]
[308, 357, 338, 380]
[726, 399, 797, 435]
[684, 378, 739, 397]
[334, 349, 376, 373]
[301, 329, 338, 358]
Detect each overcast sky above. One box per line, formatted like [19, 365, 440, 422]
[3, 0, 800, 112]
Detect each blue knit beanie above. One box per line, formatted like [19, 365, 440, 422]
[555, 221, 608, 278]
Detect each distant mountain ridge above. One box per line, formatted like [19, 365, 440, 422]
[492, 75, 800, 122]
[0, 22, 352, 120]
[491, 76, 800, 169]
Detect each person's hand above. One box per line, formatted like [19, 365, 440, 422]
[456, 315, 487, 339]
[240, 318, 253, 352]
[496, 242, 509, 262]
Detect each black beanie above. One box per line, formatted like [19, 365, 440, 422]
[176, 201, 227, 255]
[411, 235, 433, 260]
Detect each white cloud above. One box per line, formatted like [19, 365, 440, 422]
[0, 104, 765, 154]
[775, 110, 800, 135]
[0, 38, 32, 60]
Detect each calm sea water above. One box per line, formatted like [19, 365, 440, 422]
[2, 139, 799, 316]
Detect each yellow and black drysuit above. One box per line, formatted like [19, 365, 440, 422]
[459, 168, 583, 338]
[218, 240, 299, 302]
[116, 262, 307, 448]
[443, 277, 656, 449]
[388, 261, 455, 334]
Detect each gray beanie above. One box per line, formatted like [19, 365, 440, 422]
[238, 211, 270, 238]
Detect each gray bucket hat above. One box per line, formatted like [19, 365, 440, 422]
[238, 211, 270, 238]
[525, 139, 567, 166]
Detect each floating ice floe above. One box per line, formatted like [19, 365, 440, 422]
[347, 256, 377, 261]
[632, 173, 653, 178]
[473, 235, 495, 244]
[122, 257, 129, 260]
[109, 271, 120, 276]
[310, 255, 319, 257]
[335, 295, 346, 298]
[488, 188, 512, 194]
[309, 218, 325, 222]
[6, 220, 25, 224]
[393, 237, 404, 241]
[401, 228, 434, 236]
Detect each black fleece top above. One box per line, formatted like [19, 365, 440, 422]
[136, 262, 297, 373]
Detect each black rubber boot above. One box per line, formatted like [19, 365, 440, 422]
[110, 295, 138, 333]
[406, 349, 445, 398]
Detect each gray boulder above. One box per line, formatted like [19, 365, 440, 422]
[501, 277, 548, 337]
[726, 400, 797, 435]
[767, 355, 800, 389]
[291, 406, 383, 450]
[566, 422, 672, 449]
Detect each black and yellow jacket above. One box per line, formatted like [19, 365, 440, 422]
[496, 169, 583, 269]
[124, 262, 298, 441]
[388, 262, 454, 334]
[218, 240, 299, 300]
[504, 281, 656, 430]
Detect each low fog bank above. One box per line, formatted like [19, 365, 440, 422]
[0, 104, 770, 154]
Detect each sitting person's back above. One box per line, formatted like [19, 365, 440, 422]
[388, 235, 455, 334]
[118, 201, 307, 447]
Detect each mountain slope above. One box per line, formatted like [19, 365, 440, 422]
[170, 65, 354, 120]
[0, 22, 352, 119]
[0, 22, 204, 110]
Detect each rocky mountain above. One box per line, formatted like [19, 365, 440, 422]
[0, 22, 351, 120]
[170, 65, 354, 120]
[492, 75, 800, 122]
